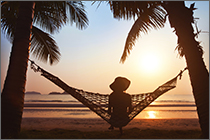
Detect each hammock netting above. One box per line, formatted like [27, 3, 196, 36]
[29, 60, 187, 127]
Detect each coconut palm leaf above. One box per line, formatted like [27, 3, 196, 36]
[1, 1, 89, 65]
[33, 1, 88, 34]
[33, 2, 68, 34]
[121, 5, 166, 63]
[2, 1, 88, 36]
[31, 26, 60, 65]
[1, 1, 19, 42]
[108, 1, 167, 63]
[109, 1, 162, 20]
[1, 1, 67, 39]
[66, 1, 89, 30]
[1, 2, 61, 65]
[109, 1, 146, 20]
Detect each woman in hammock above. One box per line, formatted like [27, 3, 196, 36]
[108, 77, 133, 134]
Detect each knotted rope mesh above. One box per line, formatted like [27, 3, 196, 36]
[29, 59, 186, 127]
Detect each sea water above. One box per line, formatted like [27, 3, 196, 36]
[23, 94, 198, 119]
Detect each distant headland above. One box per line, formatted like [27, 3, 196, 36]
[25, 91, 41, 95]
[49, 91, 69, 95]
[25, 91, 69, 95]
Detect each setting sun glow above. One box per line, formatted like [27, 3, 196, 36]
[140, 54, 159, 73]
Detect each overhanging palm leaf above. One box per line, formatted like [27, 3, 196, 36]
[33, 1, 88, 33]
[109, 1, 148, 20]
[31, 26, 60, 65]
[121, 5, 167, 63]
[108, 1, 166, 63]
[1, 1, 19, 42]
[33, 2, 68, 34]
[1, 1, 89, 65]
[66, 1, 89, 30]
[119, 6, 166, 62]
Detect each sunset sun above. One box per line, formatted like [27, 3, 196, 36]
[140, 54, 159, 73]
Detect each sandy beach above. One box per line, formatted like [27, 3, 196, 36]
[21, 118, 200, 131]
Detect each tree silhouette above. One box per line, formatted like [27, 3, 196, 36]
[1, 1, 88, 138]
[107, 1, 208, 138]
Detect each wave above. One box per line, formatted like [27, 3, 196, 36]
[25, 99, 194, 103]
[145, 110, 197, 112]
[23, 108, 196, 112]
[149, 104, 196, 107]
[25, 100, 78, 103]
[24, 104, 85, 107]
[156, 100, 195, 103]
[24, 108, 91, 112]
[24, 103, 196, 108]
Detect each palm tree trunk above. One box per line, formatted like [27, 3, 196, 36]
[163, 1, 209, 138]
[1, 1, 35, 138]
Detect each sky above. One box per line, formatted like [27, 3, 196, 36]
[1, 1, 209, 98]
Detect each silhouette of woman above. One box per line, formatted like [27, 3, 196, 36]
[108, 77, 132, 134]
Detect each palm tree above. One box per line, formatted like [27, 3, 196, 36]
[107, 1, 208, 138]
[1, 1, 88, 138]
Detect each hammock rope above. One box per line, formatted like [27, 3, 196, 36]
[28, 59, 187, 127]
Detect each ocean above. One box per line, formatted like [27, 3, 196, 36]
[23, 94, 198, 119]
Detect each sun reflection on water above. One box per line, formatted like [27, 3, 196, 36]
[147, 111, 157, 119]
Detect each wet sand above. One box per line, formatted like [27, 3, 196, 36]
[21, 118, 200, 131]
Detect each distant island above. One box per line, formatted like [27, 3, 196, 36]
[49, 92, 61, 95]
[25, 91, 69, 95]
[25, 91, 41, 95]
[25, 91, 70, 95]
[48, 91, 69, 95]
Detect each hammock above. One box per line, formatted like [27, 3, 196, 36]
[29, 60, 187, 127]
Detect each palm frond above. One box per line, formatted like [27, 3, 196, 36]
[108, 1, 167, 63]
[175, 41, 203, 58]
[66, 1, 89, 30]
[1, 1, 19, 42]
[91, 1, 105, 9]
[109, 1, 162, 20]
[31, 26, 61, 65]
[109, 1, 144, 20]
[33, 1, 88, 33]
[119, 3, 167, 63]
[33, 1, 68, 34]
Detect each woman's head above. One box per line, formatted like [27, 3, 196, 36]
[109, 77, 131, 92]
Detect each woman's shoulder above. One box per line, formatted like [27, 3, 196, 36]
[109, 92, 116, 97]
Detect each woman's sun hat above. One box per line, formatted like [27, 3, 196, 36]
[109, 77, 131, 91]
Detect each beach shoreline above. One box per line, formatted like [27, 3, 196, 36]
[21, 118, 200, 132]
